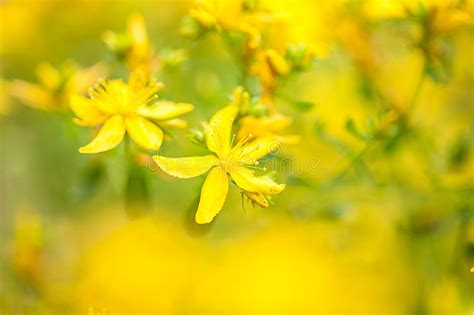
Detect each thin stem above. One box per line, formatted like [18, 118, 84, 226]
[221, 31, 249, 85]
[331, 58, 427, 182]
[406, 61, 426, 116]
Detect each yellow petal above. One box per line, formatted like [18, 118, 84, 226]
[125, 116, 163, 151]
[128, 13, 149, 48]
[70, 94, 106, 126]
[189, 8, 218, 28]
[137, 101, 193, 120]
[127, 12, 150, 67]
[71, 62, 108, 93]
[160, 118, 188, 129]
[265, 49, 290, 76]
[264, 114, 293, 131]
[196, 167, 229, 224]
[237, 114, 293, 140]
[230, 166, 285, 194]
[237, 136, 278, 164]
[79, 115, 125, 154]
[36, 62, 60, 90]
[276, 134, 301, 145]
[9, 80, 56, 111]
[206, 105, 238, 158]
[152, 155, 218, 178]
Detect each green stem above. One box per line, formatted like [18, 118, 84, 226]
[221, 31, 249, 86]
[332, 59, 427, 182]
[406, 61, 426, 116]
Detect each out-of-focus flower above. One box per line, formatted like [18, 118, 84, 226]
[430, 7, 472, 33]
[229, 86, 299, 145]
[182, 0, 284, 50]
[0, 0, 50, 55]
[72, 69, 193, 154]
[76, 218, 197, 313]
[153, 103, 285, 224]
[261, 0, 337, 57]
[76, 214, 414, 313]
[238, 113, 300, 145]
[10, 208, 44, 284]
[334, 14, 380, 75]
[420, 3, 472, 82]
[8, 61, 106, 112]
[251, 49, 289, 95]
[103, 13, 158, 74]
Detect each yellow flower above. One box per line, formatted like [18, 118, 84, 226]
[429, 6, 472, 34]
[11, 207, 44, 284]
[238, 113, 300, 145]
[250, 49, 289, 98]
[9, 61, 106, 112]
[103, 13, 157, 74]
[153, 103, 285, 224]
[72, 70, 193, 154]
[186, 0, 282, 50]
[260, 0, 335, 57]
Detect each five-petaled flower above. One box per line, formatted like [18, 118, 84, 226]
[72, 70, 193, 154]
[153, 103, 285, 224]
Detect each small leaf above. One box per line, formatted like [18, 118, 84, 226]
[450, 135, 471, 168]
[345, 119, 369, 142]
[291, 100, 315, 112]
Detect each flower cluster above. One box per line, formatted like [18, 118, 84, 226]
[6, 4, 313, 224]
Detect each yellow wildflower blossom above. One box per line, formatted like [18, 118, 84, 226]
[153, 103, 285, 224]
[72, 70, 193, 154]
[228, 86, 299, 144]
[252, 49, 290, 86]
[11, 207, 44, 285]
[250, 48, 290, 111]
[261, 0, 335, 57]
[186, 0, 283, 50]
[237, 113, 300, 145]
[9, 61, 106, 112]
[103, 13, 157, 74]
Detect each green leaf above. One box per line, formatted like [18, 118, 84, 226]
[291, 100, 315, 112]
[345, 119, 369, 142]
